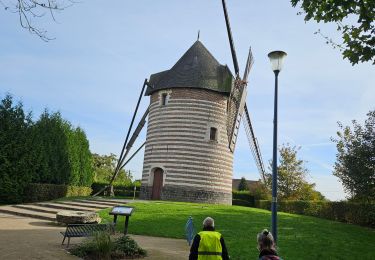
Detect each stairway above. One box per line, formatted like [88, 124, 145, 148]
[0, 198, 129, 222]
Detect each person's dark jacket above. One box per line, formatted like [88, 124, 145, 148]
[259, 248, 281, 260]
[189, 226, 229, 260]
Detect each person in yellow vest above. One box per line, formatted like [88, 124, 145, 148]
[189, 217, 229, 260]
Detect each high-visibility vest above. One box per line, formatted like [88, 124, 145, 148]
[197, 231, 223, 260]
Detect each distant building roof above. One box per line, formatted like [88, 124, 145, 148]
[146, 41, 233, 96]
[232, 178, 259, 190]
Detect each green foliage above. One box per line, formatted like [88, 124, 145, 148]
[66, 185, 93, 197]
[0, 95, 34, 204]
[249, 181, 270, 200]
[332, 110, 375, 202]
[24, 183, 92, 202]
[232, 199, 254, 207]
[99, 201, 375, 259]
[265, 144, 324, 201]
[113, 235, 147, 258]
[255, 200, 375, 228]
[291, 0, 375, 65]
[0, 94, 94, 204]
[232, 190, 254, 203]
[70, 232, 146, 259]
[31, 111, 70, 184]
[70, 231, 112, 260]
[237, 177, 249, 191]
[92, 153, 132, 185]
[32, 111, 93, 186]
[232, 190, 255, 207]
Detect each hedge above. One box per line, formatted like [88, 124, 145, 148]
[255, 200, 375, 228]
[24, 183, 92, 202]
[91, 182, 140, 198]
[232, 191, 255, 207]
[232, 199, 254, 207]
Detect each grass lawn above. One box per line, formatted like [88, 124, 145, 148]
[99, 201, 375, 260]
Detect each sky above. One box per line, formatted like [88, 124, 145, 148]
[1, 0, 374, 201]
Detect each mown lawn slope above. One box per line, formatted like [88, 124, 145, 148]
[99, 201, 375, 260]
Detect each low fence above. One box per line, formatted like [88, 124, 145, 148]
[91, 182, 140, 198]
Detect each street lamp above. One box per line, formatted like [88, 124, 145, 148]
[268, 50, 287, 244]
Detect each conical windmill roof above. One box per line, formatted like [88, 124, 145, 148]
[146, 41, 233, 95]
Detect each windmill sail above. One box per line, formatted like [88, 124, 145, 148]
[243, 104, 266, 182]
[227, 48, 253, 152]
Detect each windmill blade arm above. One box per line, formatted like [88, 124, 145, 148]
[93, 107, 150, 196]
[119, 106, 150, 167]
[221, 0, 239, 75]
[118, 142, 146, 172]
[243, 103, 266, 182]
[114, 79, 148, 174]
[243, 47, 254, 82]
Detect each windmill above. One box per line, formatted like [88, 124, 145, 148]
[94, 0, 266, 199]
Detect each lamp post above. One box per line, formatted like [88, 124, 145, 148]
[268, 50, 287, 244]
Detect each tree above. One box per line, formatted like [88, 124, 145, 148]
[291, 0, 375, 65]
[249, 181, 270, 200]
[265, 144, 324, 201]
[0, 95, 34, 203]
[92, 153, 132, 185]
[31, 110, 70, 184]
[332, 110, 375, 202]
[238, 177, 249, 191]
[32, 110, 94, 186]
[1, 0, 74, 41]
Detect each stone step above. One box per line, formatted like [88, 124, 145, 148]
[55, 201, 110, 209]
[74, 199, 125, 207]
[93, 198, 130, 204]
[12, 204, 58, 214]
[36, 202, 98, 212]
[0, 206, 56, 221]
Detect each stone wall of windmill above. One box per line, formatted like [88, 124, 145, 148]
[140, 88, 233, 204]
[139, 40, 235, 205]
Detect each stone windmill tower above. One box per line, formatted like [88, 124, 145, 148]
[140, 41, 235, 204]
[95, 0, 265, 203]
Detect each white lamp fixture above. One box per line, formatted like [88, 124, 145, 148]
[268, 51, 287, 72]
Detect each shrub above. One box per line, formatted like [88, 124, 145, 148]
[66, 185, 93, 197]
[255, 200, 375, 228]
[70, 233, 147, 259]
[24, 183, 92, 202]
[70, 231, 112, 260]
[113, 235, 147, 258]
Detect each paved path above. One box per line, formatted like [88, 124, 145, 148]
[0, 198, 189, 259]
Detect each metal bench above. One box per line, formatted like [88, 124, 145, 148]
[60, 223, 114, 247]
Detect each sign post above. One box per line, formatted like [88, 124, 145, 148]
[109, 206, 134, 235]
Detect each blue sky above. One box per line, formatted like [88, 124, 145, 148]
[1, 0, 373, 201]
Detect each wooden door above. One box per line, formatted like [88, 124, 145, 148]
[151, 168, 163, 200]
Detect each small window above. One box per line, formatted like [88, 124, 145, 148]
[210, 127, 217, 141]
[161, 93, 168, 106]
